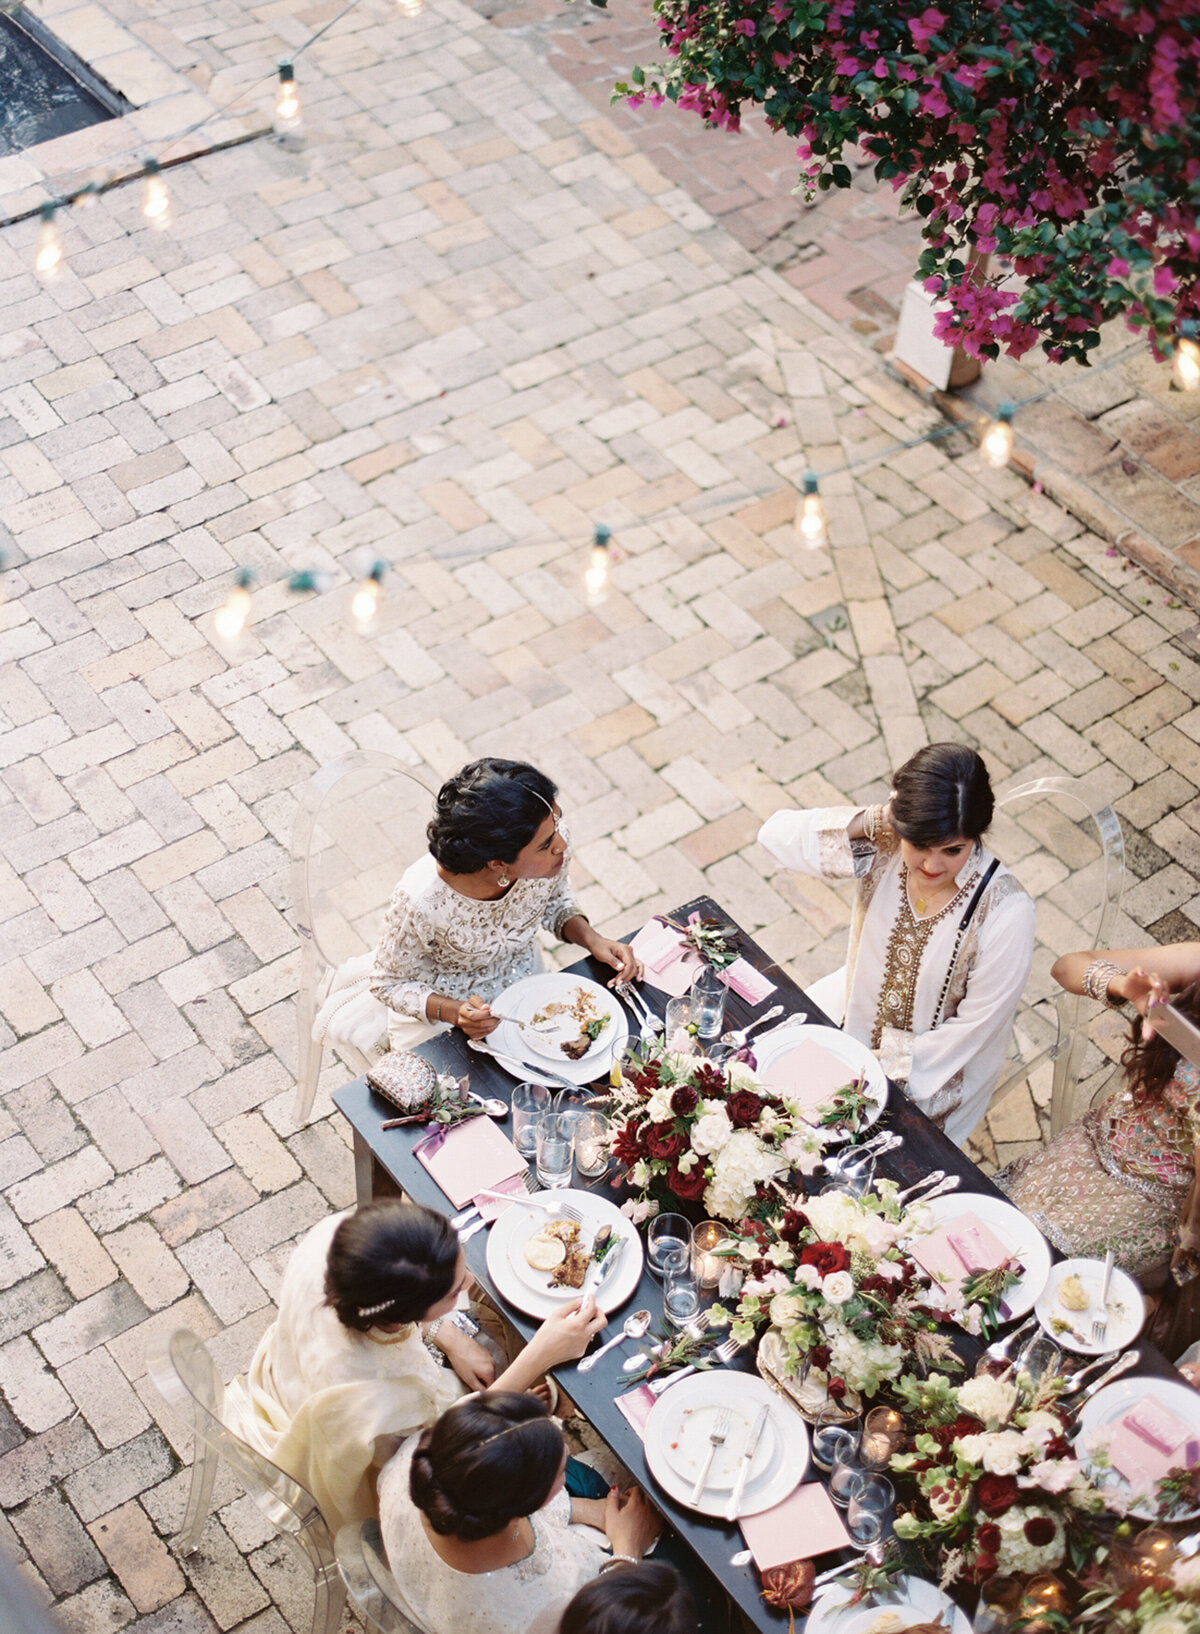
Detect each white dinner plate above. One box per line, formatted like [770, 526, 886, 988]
[807, 1575, 972, 1634]
[507, 1207, 624, 1304]
[659, 1400, 778, 1491]
[1035, 1257, 1146, 1355]
[643, 1372, 808, 1518]
[751, 1023, 888, 1144]
[508, 977, 620, 1065]
[485, 973, 629, 1086]
[485, 1187, 642, 1319]
[1077, 1374, 1200, 1521]
[908, 1192, 1051, 1323]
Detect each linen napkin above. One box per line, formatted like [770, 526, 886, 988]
[615, 1383, 659, 1438]
[758, 1037, 859, 1112]
[629, 921, 699, 997]
[1106, 1394, 1199, 1489]
[415, 1115, 527, 1209]
[739, 1481, 850, 1568]
[721, 958, 777, 1004]
[910, 1211, 1009, 1294]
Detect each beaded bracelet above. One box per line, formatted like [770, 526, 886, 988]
[598, 1555, 640, 1576]
[1081, 958, 1126, 1006]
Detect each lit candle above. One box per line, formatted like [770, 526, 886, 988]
[692, 1222, 730, 1289]
[860, 1407, 905, 1469]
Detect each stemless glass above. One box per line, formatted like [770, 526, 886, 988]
[570, 1111, 610, 1179]
[689, 965, 727, 1040]
[511, 1082, 550, 1158]
[973, 1576, 1024, 1634]
[829, 1442, 865, 1507]
[535, 1112, 574, 1189]
[811, 1404, 860, 1473]
[846, 1473, 893, 1547]
[647, 1213, 691, 1277]
[663, 1261, 701, 1328]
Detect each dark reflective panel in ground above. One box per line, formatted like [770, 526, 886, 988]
[0, 12, 114, 155]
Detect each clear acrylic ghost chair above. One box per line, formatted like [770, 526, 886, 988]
[335, 1519, 429, 1634]
[987, 775, 1125, 1138]
[291, 751, 439, 1123]
[146, 1329, 345, 1634]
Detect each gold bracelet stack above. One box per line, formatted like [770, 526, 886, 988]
[863, 804, 884, 843]
[1082, 958, 1126, 1007]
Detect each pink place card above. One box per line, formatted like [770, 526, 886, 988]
[1107, 1395, 1199, 1489]
[759, 1038, 857, 1112]
[739, 1481, 850, 1569]
[415, 1116, 527, 1209]
[721, 959, 777, 1004]
[630, 921, 700, 998]
[910, 1212, 1008, 1295]
[616, 1384, 658, 1439]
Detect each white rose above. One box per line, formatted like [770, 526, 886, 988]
[727, 1062, 760, 1091]
[692, 1108, 732, 1155]
[796, 1263, 821, 1289]
[821, 1271, 855, 1305]
[979, 1430, 1026, 1477]
[1142, 1617, 1190, 1634]
[954, 1434, 985, 1466]
[769, 1293, 804, 1328]
[957, 1374, 1018, 1427]
[645, 1089, 674, 1124]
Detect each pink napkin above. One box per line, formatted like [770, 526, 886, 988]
[630, 921, 700, 998]
[1107, 1394, 1199, 1489]
[415, 1116, 527, 1209]
[474, 1172, 531, 1222]
[910, 1211, 1008, 1294]
[759, 1039, 857, 1113]
[739, 1482, 850, 1568]
[721, 958, 776, 1004]
[616, 1384, 658, 1438]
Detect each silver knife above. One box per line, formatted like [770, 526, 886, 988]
[1067, 1350, 1141, 1437]
[590, 1233, 626, 1295]
[725, 1404, 771, 1522]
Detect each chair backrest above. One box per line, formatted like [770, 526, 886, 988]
[291, 752, 440, 970]
[989, 775, 1126, 1133]
[335, 1519, 428, 1634]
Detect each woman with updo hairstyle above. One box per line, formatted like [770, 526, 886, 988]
[367, 757, 640, 1050]
[759, 742, 1035, 1144]
[558, 1561, 698, 1634]
[228, 1203, 604, 1536]
[378, 1392, 663, 1634]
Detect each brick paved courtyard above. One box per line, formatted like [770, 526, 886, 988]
[4, 0, 1200, 1628]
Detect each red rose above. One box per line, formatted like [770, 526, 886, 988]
[810, 1345, 831, 1370]
[727, 1089, 763, 1129]
[670, 1085, 698, 1116]
[826, 1377, 847, 1400]
[1024, 1516, 1056, 1547]
[799, 1241, 851, 1277]
[644, 1122, 685, 1161]
[779, 1209, 810, 1245]
[976, 1523, 1001, 1554]
[667, 1160, 708, 1201]
[976, 1474, 1018, 1516]
[974, 1554, 999, 1580]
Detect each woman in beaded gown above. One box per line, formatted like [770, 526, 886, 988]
[998, 944, 1200, 1288]
[759, 743, 1035, 1146]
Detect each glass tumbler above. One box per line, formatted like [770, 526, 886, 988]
[811, 1403, 860, 1474]
[535, 1112, 574, 1189]
[689, 964, 727, 1040]
[663, 1261, 701, 1328]
[829, 1442, 865, 1507]
[845, 1472, 893, 1547]
[647, 1213, 691, 1277]
[511, 1082, 550, 1158]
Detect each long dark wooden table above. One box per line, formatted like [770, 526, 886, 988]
[332, 895, 1182, 1631]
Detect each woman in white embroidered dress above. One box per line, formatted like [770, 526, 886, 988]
[370, 758, 640, 1051]
[759, 743, 1036, 1146]
[229, 1202, 605, 1532]
[378, 1391, 662, 1634]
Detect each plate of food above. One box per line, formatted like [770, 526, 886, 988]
[751, 1023, 888, 1144]
[1034, 1257, 1146, 1355]
[1076, 1374, 1200, 1521]
[907, 1193, 1051, 1324]
[488, 973, 629, 1085]
[485, 1188, 642, 1319]
[806, 1576, 971, 1634]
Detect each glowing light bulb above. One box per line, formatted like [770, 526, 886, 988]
[275, 63, 301, 136]
[35, 206, 63, 282]
[797, 471, 826, 547]
[980, 404, 1015, 469]
[1175, 326, 1200, 392]
[352, 561, 386, 626]
[585, 523, 611, 602]
[396, 0, 424, 15]
[142, 160, 171, 230]
[214, 570, 255, 642]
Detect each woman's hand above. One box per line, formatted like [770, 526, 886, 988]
[457, 993, 502, 1040]
[1117, 967, 1171, 1035]
[585, 932, 642, 986]
[528, 1294, 607, 1368]
[436, 1324, 496, 1391]
[603, 1486, 662, 1559]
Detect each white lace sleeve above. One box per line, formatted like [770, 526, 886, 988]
[369, 883, 440, 1021]
[758, 807, 870, 880]
[542, 870, 581, 938]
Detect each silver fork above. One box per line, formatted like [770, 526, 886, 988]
[617, 982, 663, 1040]
[475, 1189, 583, 1223]
[974, 1313, 1037, 1376]
[646, 1336, 744, 1396]
[689, 1409, 731, 1505]
[1092, 1250, 1115, 1346]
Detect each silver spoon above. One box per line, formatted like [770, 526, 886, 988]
[577, 1309, 652, 1373]
[467, 1089, 508, 1118]
[708, 1004, 786, 1061]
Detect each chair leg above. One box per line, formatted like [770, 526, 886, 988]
[307, 1548, 347, 1634]
[177, 1433, 221, 1557]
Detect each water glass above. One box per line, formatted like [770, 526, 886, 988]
[1015, 1333, 1062, 1390]
[689, 964, 727, 1040]
[664, 998, 700, 1056]
[535, 1112, 574, 1189]
[973, 1576, 1023, 1634]
[553, 1086, 593, 1118]
[811, 1403, 860, 1473]
[846, 1472, 893, 1547]
[647, 1213, 691, 1277]
[820, 1170, 873, 1200]
[569, 1111, 610, 1179]
[829, 1442, 865, 1507]
[663, 1261, 701, 1328]
[511, 1082, 550, 1158]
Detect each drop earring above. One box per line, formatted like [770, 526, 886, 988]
[498, 872, 510, 888]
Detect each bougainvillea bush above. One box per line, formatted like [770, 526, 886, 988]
[619, 0, 1200, 365]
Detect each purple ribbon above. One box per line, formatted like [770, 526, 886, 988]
[413, 1124, 449, 1157]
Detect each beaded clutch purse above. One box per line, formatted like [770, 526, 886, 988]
[366, 1050, 437, 1113]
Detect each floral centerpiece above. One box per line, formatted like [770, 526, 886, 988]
[709, 1186, 960, 1398]
[606, 1042, 825, 1224]
[888, 1370, 1109, 1589]
[1081, 1558, 1200, 1634]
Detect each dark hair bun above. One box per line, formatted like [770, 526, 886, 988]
[324, 1201, 458, 1332]
[890, 742, 994, 848]
[408, 1393, 564, 1541]
[427, 758, 558, 873]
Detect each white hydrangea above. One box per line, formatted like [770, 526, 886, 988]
[692, 1108, 733, 1155]
[956, 1374, 1018, 1428]
[703, 1130, 781, 1220]
[827, 1326, 904, 1396]
[995, 1505, 1064, 1574]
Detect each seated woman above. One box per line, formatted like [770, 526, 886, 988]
[378, 1390, 662, 1634]
[998, 943, 1200, 1292]
[558, 1561, 698, 1634]
[759, 742, 1035, 1145]
[229, 1202, 606, 1531]
[371, 757, 640, 1050]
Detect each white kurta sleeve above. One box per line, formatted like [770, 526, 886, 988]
[369, 883, 440, 1020]
[758, 808, 873, 881]
[882, 890, 1036, 1135]
[541, 869, 581, 938]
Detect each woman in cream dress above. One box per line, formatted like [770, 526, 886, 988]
[759, 743, 1035, 1146]
[228, 1202, 604, 1530]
